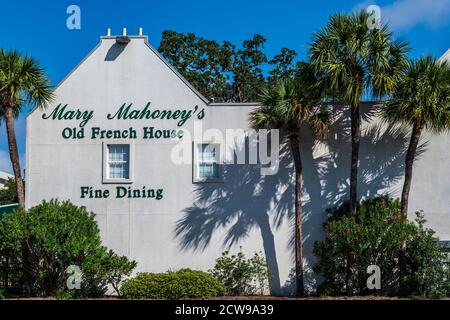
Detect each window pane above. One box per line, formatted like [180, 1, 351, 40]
[108, 145, 129, 179]
[199, 144, 217, 162]
[199, 163, 219, 179]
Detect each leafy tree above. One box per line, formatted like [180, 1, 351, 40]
[268, 48, 297, 85]
[382, 57, 450, 216]
[158, 30, 234, 101]
[232, 34, 268, 102]
[249, 78, 329, 296]
[0, 178, 18, 205]
[309, 11, 408, 215]
[159, 31, 274, 102]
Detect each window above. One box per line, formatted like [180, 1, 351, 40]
[103, 142, 133, 183]
[194, 143, 222, 182]
[108, 145, 129, 179]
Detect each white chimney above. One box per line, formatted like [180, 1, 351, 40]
[122, 27, 127, 36]
[138, 27, 143, 36]
[106, 28, 111, 36]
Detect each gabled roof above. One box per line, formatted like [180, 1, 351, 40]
[27, 34, 262, 118]
[27, 35, 211, 117]
[439, 48, 450, 63]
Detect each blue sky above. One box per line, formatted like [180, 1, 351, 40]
[0, 0, 449, 173]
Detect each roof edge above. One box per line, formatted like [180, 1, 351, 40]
[208, 102, 261, 107]
[143, 40, 211, 104]
[27, 41, 102, 118]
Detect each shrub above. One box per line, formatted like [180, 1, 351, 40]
[0, 200, 136, 297]
[82, 249, 137, 296]
[403, 212, 448, 298]
[0, 178, 18, 205]
[121, 269, 226, 299]
[313, 196, 448, 298]
[209, 248, 270, 295]
[55, 289, 88, 300]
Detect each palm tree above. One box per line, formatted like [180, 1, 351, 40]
[382, 57, 450, 216]
[309, 11, 408, 215]
[249, 79, 330, 296]
[0, 50, 53, 295]
[0, 50, 54, 208]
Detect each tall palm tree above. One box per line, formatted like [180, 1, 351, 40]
[0, 50, 54, 208]
[382, 56, 450, 216]
[249, 79, 329, 296]
[0, 50, 53, 295]
[309, 11, 408, 215]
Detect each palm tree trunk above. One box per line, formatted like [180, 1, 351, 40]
[289, 130, 305, 296]
[401, 122, 422, 216]
[350, 103, 361, 216]
[4, 106, 31, 295]
[4, 107, 25, 207]
[398, 122, 422, 295]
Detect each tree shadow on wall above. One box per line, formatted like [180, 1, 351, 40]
[173, 105, 428, 295]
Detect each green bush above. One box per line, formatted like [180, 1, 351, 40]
[122, 269, 226, 299]
[313, 196, 448, 298]
[82, 249, 137, 296]
[0, 288, 4, 299]
[209, 248, 270, 295]
[0, 178, 18, 205]
[403, 212, 448, 298]
[55, 289, 88, 300]
[0, 199, 136, 297]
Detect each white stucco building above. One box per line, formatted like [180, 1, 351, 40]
[25, 30, 450, 294]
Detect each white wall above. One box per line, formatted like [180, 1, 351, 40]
[26, 36, 450, 294]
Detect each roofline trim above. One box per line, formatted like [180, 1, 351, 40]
[208, 102, 261, 107]
[143, 39, 211, 104]
[26, 41, 102, 118]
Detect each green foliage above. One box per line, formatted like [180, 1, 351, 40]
[0, 288, 4, 299]
[158, 30, 298, 102]
[121, 269, 226, 299]
[0, 49, 54, 111]
[158, 30, 234, 102]
[0, 178, 18, 205]
[82, 249, 137, 296]
[313, 196, 448, 298]
[382, 57, 450, 133]
[309, 11, 408, 105]
[209, 249, 270, 295]
[404, 212, 449, 298]
[55, 289, 88, 300]
[249, 79, 330, 138]
[268, 48, 297, 85]
[0, 200, 136, 297]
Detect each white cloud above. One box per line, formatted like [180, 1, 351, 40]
[354, 0, 450, 30]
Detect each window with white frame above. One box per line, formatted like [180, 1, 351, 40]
[103, 143, 133, 183]
[195, 143, 221, 182]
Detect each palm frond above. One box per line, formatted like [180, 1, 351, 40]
[381, 56, 450, 134]
[0, 50, 54, 112]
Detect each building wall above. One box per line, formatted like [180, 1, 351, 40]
[26, 36, 450, 294]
